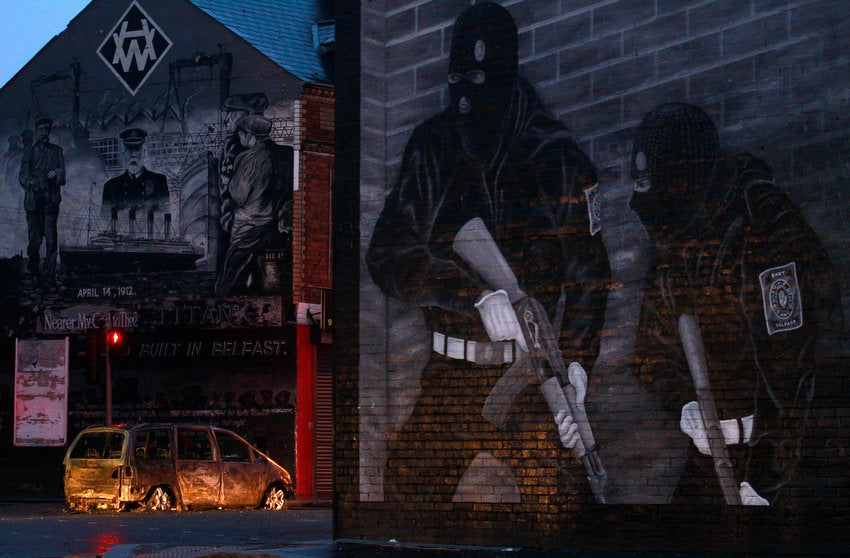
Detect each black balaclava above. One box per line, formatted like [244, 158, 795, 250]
[629, 103, 721, 239]
[448, 2, 518, 131]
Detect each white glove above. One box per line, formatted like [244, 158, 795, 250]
[680, 401, 754, 455]
[568, 362, 588, 411]
[474, 290, 528, 351]
[554, 363, 589, 450]
[680, 401, 711, 455]
[739, 482, 769, 506]
[555, 409, 579, 449]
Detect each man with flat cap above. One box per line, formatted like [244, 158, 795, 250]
[19, 115, 65, 282]
[217, 93, 272, 265]
[215, 114, 281, 298]
[101, 127, 169, 221]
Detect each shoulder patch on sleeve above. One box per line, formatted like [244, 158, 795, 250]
[759, 262, 803, 335]
[585, 183, 601, 236]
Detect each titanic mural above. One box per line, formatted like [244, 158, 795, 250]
[0, 0, 296, 341]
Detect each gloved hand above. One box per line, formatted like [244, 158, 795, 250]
[555, 410, 578, 449]
[568, 362, 588, 411]
[740, 482, 769, 506]
[680, 401, 753, 454]
[554, 362, 589, 450]
[680, 401, 711, 455]
[474, 289, 528, 351]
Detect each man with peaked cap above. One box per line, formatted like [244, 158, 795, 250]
[215, 114, 281, 298]
[19, 115, 65, 282]
[366, 2, 611, 504]
[629, 102, 843, 506]
[101, 127, 169, 221]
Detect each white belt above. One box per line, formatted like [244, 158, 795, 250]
[432, 332, 515, 365]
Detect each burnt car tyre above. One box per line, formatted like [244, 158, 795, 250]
[263, 485, 288, 510]
[146, 486, 175, 511]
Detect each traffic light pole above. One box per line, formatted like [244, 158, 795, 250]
[105, 347, 112, 426]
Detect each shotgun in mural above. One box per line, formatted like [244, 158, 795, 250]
[363, 2, 845, 508]
[626, 102, 842, 506]
[366, 2, 612, 505]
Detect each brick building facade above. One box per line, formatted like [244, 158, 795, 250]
[0, 0, 334, 503]
[333, 1, 850, 554]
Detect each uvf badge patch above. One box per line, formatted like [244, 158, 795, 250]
[759, 262, 803, 335]
[585, 183, 601, 236]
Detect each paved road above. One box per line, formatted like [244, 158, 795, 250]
[0, 501, 331, 557]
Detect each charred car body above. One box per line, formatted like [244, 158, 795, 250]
[63, 424, 293, 512]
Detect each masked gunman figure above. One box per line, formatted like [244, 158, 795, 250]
[366, 3, 610, 504]
[19, 115, 65, 283]
[629, 103, 842, 506]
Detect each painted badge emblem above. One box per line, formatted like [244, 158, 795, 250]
[759, 261, 803, 335]
[585, 183, 602, 236]
[97, 1, 172, 96]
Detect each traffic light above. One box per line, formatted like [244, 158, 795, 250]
[106, 329, 126, 363]
[107, 329, 123, 346]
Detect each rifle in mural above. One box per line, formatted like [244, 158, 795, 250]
[678, 313, 742, 505]
[453, 217, 608, 503]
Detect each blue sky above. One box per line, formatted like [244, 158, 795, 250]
[0, 0, 92, 88]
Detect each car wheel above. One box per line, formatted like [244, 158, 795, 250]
[263, 485, 288, 510]
[146, 486, 174, 511]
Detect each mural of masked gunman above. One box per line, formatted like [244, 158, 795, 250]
[366, 3, 611, 504]
[18, 115, 65, 283]
[629, 103, 842, 507]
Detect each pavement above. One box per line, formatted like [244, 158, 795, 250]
[1, 495, 807, 558]
[102, 540, 722, 558]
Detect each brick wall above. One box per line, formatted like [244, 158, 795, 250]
[336, 0, 850, 554]
[294, 83, 334, 304]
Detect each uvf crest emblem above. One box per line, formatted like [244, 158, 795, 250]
[97, 1, 172, 95]
[759, 261, 804, 335]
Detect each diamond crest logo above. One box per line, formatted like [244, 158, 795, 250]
[97, 1, 172, 96]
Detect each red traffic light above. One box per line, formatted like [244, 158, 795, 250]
[106, 330, 123, 345]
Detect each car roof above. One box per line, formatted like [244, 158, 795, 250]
[77, 423, 235, 433]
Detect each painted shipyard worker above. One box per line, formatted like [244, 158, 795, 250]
[101, 128, 169, 221]
[215, 115, 281, 298]
[366, 3, 611, 503]
[218, 92, 269, 236]
[19, 115, 65, 282]
[629, 103, 842, 506]
[217, 92, 294, 275]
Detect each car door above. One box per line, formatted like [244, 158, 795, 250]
[130, 427, 177, 498]
[175, 427, 221, 508]
[64, 430, 127, 502]
[216, 429, 263, 508]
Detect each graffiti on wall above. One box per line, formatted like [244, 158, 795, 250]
[362, 2, 845, 508]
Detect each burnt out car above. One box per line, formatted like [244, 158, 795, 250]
[63, 424, 293, 512]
